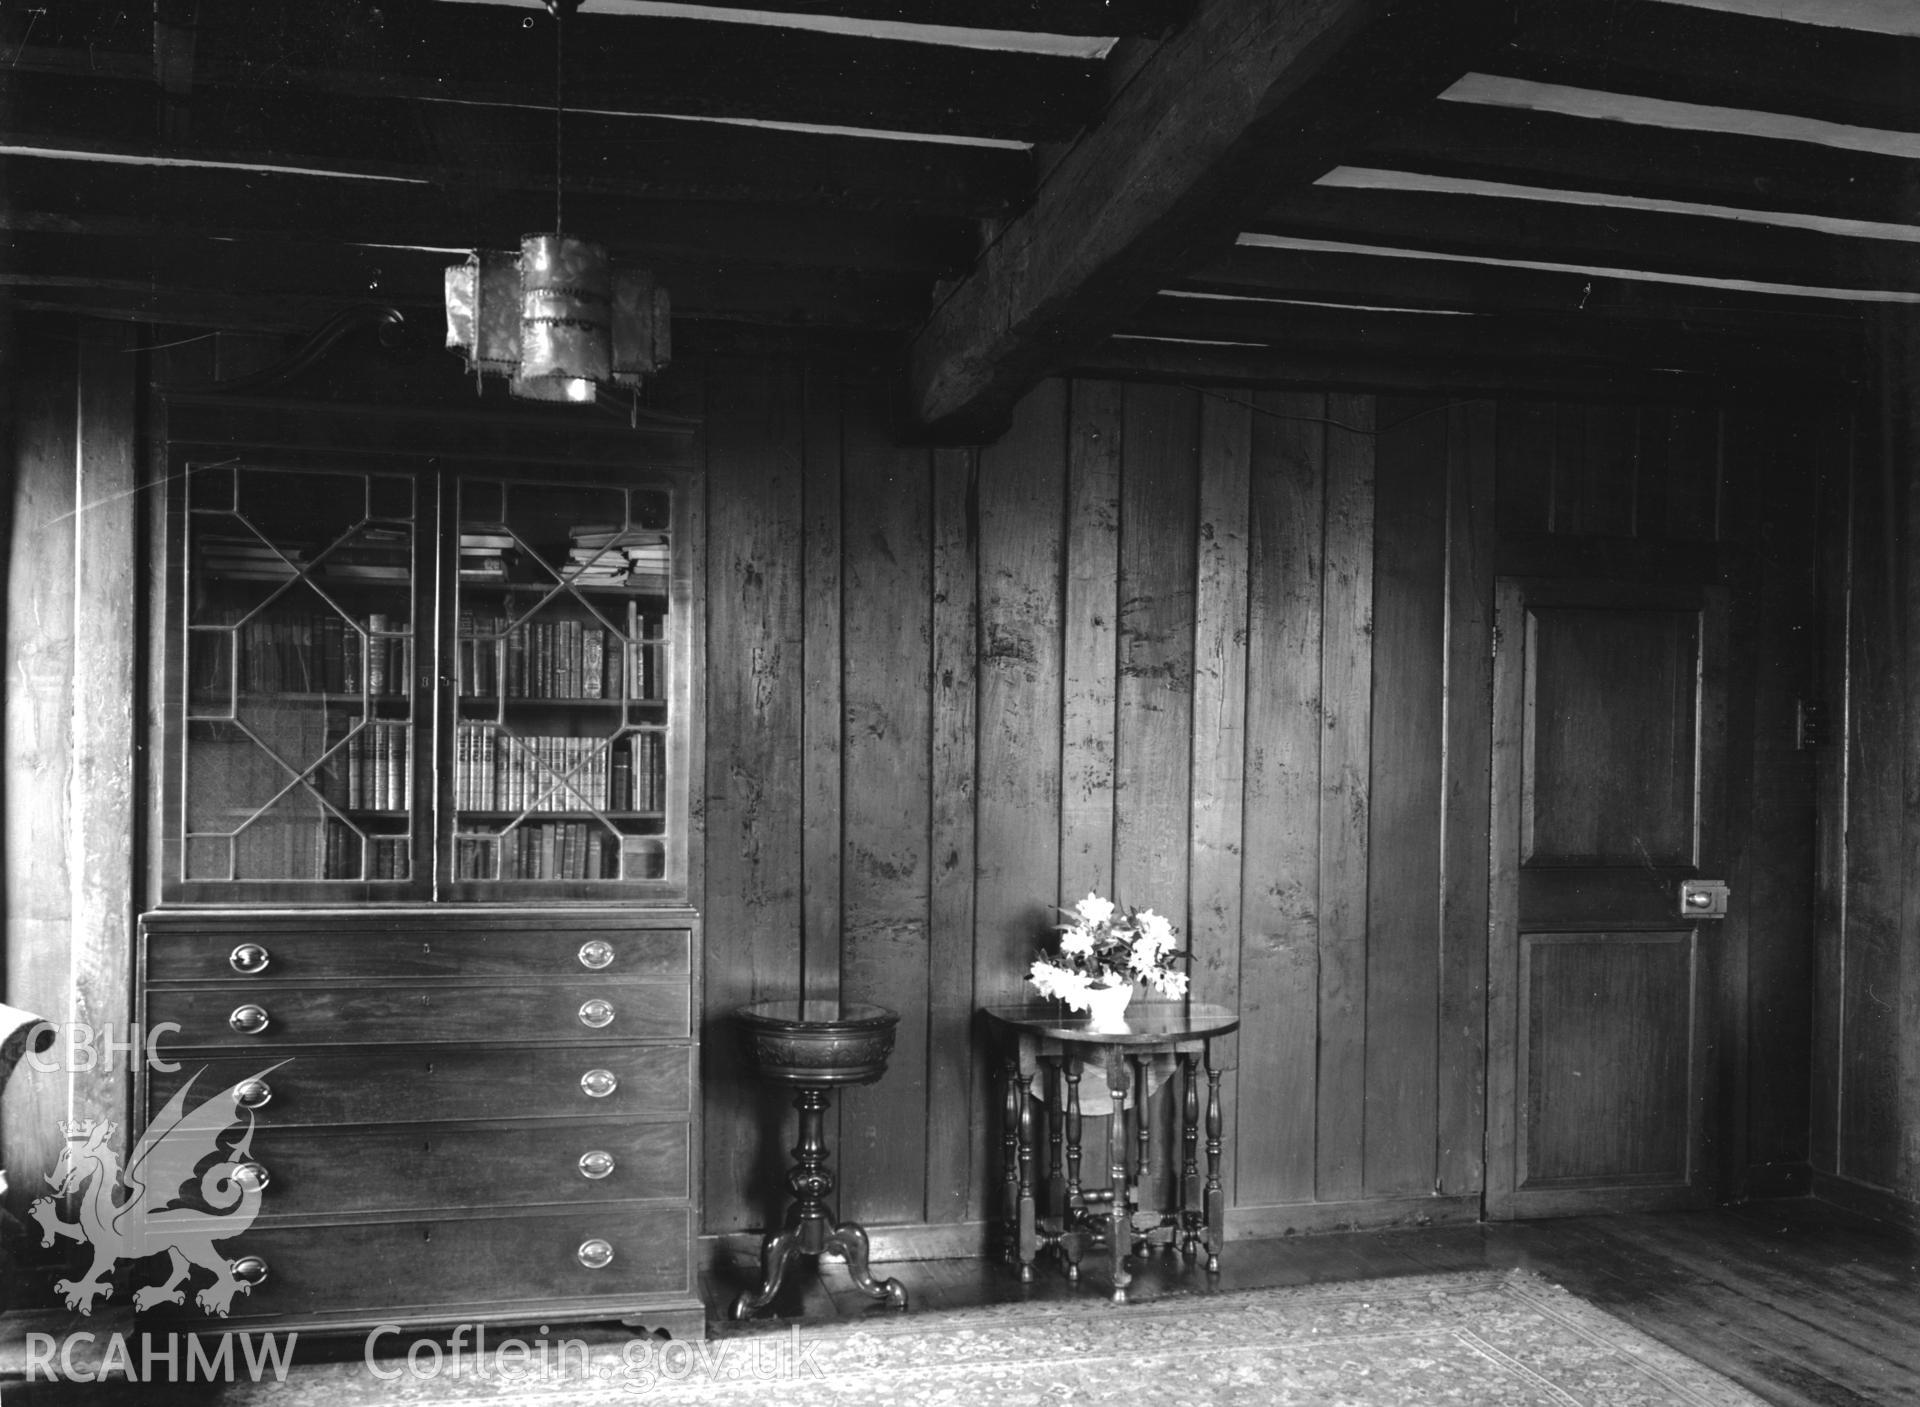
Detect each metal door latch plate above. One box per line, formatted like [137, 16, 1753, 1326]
[1679, 879, 1729, 918]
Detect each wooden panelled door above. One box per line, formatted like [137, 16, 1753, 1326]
[1486, 577, 1729, 1218]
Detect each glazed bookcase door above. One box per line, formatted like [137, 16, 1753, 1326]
[166, 460, 430, 902]
[440, 473, 689, 901]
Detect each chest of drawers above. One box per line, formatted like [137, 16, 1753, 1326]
[134, 909, 704, 1338]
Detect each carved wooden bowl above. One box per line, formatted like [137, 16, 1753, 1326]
[736, 999, 899, 1086]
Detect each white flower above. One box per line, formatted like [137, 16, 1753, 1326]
[1137, 909, 1175, 948]
[1146, 966, 1190, 998]
[1029, 959, 1097, 1010]
[1058, 926, 1097, 957]
[1073, 893, 1116, 927]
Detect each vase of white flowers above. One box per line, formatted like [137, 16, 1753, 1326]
[1028, 892, 1190, 1031]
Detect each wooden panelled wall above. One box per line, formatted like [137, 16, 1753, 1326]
[0, 324, 1830, 1242]
[698, 361, 1824, 1245]
[1816, 310, 1920, 1228]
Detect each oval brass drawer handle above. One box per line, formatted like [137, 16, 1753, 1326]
[578, 999, 615, 1030]
[229, 943, 271, 975]
[233, 1079, 273, 1109]
[228, 1005, 271, 1036]
[577, 940, 615, 970]
[232, 1161, 271, 1193]
[578, 1149, 615, 1180]
[577, 1239, 614, 1270]
[231, 1255, 269, 1288]
[579, 1068, 618, 1099]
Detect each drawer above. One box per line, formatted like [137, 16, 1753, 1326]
[145, 926, 690, 983]
[146, 979, 688, 1047]
[147, 1045, 693, 1126]
[150, 1205, 694, 1325]
[236, 1121, 689, 1220]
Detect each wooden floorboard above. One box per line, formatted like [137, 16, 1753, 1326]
[3, 1200, 1909, 1403]
[707, 1199, 1920, 1407]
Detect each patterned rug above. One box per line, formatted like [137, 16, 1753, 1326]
[3, 1269, 1770, 1405]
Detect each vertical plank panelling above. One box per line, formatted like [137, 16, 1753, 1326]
[1841, 382, 1904, 1189]
[1235, 391, 1324, 1207]
[1113, 382, 1197, 913]
[1190, 389, 1251, 1209]
[1666, 405, 1724, 542]
[1894, 308, 1920, 1202]
[70, 326, 140, 1137]
[1316, 393, 1374, 1205]
[1581, 403, 1640, 539]
[799, 367, 845, 1198]
[1115, 382, 1198, 1203]
[1496, 401, 1553, 537]
[838, 385, 932, 1226]
[2, 328, 77, 1226]
[1363, 397, 1445, 1198]
[1550, 403, 1586, 535]
[926, 445, 979, 1225]
[801, 368, 845, 1006]
[701, 361, 807, 1233]
[1714, 414, 1761, 1196]
[1061, 380, 1123, 900]
[1438, 400, 1495, 1196]
[971, 380, 1067, 1221]
[1811, 409, 1849, 1177]
[1728, 404, 1817, 1189]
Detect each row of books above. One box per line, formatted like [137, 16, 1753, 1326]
[193, 611, 410, 697]
[200, 528, 410, 583]
[454, 726, 666, 814]
[337, 722, 412, 812]
[456, 604, 664, 701]
[203, 820, 407, 883]
[454, 829, 667, 882]
[458, 526, 515, 581]
[323, 827, 410, 881]
[568, 524, 670, 591]
[455, 824, 612, 881]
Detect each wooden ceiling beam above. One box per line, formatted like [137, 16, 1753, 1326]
[1250, 186, 1920, 297]
[1, 229, 932, 330]
[1120, 293, 1856, 380]
[632, 0, 1190, 37]
[905, 0, 1518, 441]
[1366, 100, 1920, 227]
[1067, 337, 1770, 402]
[2, 156, 978, 279]
[171, 0, 1101, 143]
[1180, 246, 1871, 338]
[1493, 0, 1920, 136]
[2, 70, 1030, 219]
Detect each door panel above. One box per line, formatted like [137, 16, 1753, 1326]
[1524, 606, 1698, 865]
[1522, 933, 1693, 1185]
[1488, 578, 1725, 1218]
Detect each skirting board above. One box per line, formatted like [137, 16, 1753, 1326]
[1740, 1161, 1812, 1200]
[702, 1194, 1483, 1270]
[1812, 1170, 1920, 1232]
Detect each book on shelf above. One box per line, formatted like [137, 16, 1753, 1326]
[343, 722, 409, 812]
[199, 534, 308, 579]
[206, 608, 409, 698]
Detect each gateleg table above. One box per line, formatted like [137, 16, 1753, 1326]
[983, 1002, 1238, 1303]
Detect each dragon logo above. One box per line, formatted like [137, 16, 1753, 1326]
[29, 1065, 284, 1317]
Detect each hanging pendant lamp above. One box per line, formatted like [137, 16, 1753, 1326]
[443, 0, 670, 404]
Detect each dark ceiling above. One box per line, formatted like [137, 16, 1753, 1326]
[3, 0, 1916, 438]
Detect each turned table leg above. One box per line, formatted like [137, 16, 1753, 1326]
[1204, 1055, 1225, 1274]
[1181, 1053, 1201, 1257]
[1103, 1049, 1132, 1304]
[732, 1084, 907, 1318]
